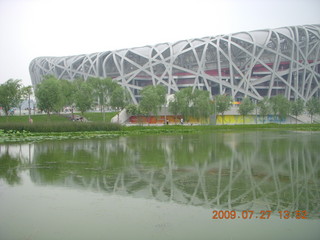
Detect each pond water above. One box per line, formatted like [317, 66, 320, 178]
[0, 131, 319, 240]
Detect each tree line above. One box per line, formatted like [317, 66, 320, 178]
[0, 79, 33, 120]
[126, 86, 216, 124]
[129, 86, 320, 124]
[249, 95, 320, 124]
[35, 76, 131, 121]
[0, 76, 130, 122]
[127, 86, 320, 124]
[1, 77, 320, 124]
[215, 94, 320, 124]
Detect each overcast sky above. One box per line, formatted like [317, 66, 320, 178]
[0, 0, 319, 86]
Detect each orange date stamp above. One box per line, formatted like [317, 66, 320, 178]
[211, 210, 308, 219]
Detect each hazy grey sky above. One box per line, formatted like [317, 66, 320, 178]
[0, 0, 319, 86]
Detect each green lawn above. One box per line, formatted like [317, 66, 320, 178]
[82, 112, 118, 122]
[0, 114, 70, 123]
[1, 112, 320, 139]
[1, 119, 320, 143]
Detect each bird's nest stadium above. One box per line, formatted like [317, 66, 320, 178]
[29, 24, 320, 104]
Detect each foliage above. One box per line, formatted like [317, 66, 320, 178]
[87, 77, 113, 107]
[290, 98, 304, 123]
[0, 79, 22, 116]
[171, 87, 193, 122]
[20, 85, 33, 119]
[87, 77, 118, 120]
[139, 85, 166, 118]
[59, 79, 75, 108]
[110, 85, 130, 123]
[126, 104, 140, 116]
[257, 97, 271, 123]
[306, 97, 320, 123]
[110, 85, 127, 110]
[190, 89, 213, 121]
[73, 79, 94, 114]
[126, 103, 148, 125]
[168, 96, 180, 123]
[215, 95, 232, 124]
[20, 85, 33, 102]
[0, 152, 21, 185]
[87, 77, 131, 122]
[168, 88, 213, 124]
[270, 95, 290, 122]
[35, 76, 64, 115]
[238, 97, 255, 124]
[155, 84, 167, 106]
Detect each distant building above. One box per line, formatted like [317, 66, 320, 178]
[30, 24, 320, 104]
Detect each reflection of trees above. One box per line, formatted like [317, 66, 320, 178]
[0, 145, 22, 185]
[3, 132, 320, 218]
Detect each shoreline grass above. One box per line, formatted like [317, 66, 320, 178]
[122, 123, 320, 134]
[1, 113, 320, 143]
[1, 121, 320, 144]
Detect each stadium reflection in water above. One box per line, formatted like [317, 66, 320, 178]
[1, 131, 319, 219]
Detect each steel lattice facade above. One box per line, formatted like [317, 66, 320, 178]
[29, 24, 320, 103]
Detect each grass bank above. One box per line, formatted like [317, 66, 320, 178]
[0, 112, 121, 142]
[122, 123, 320, 134]
[0, 112, 120, 133]
[0, 114, 70, 123]
[0, 112, 118, 124]
[82, 112, 118, 122]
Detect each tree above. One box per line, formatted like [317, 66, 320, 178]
[74, 79, 94, 115]
[169, 88, 213, 124]
[215, 95, 232, 124]
[60, 80, 75, 107]
[35, 76, 64, 116]
[126, 104, 139, 116]
[139, 85, 166, 123]
[155, 84, 167, 106]
[257, 97, 271, 124]
[126, 103, 145, 124]
[110, 85, 129, 123]
[191, 89, 214, 123]
[306, 97, 320, 123]
[60, 79, 75, 118]
[290, 98, 304, 124]
[21, 86, 33, 122]
[270, 95, 290, 123]
[238, 97, 255, 124]
[0, 79, 22, 117]
[173, 87, 193, 122]
[168, 95, 180, 124]
[87, 77, 115, 121]
[270, 96, 279, 117]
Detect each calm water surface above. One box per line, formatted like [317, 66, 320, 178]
[0, 131, 319, 240]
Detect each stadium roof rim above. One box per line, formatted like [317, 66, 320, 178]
[30, 24, 320, 104]
[30, 24, 320, 60]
